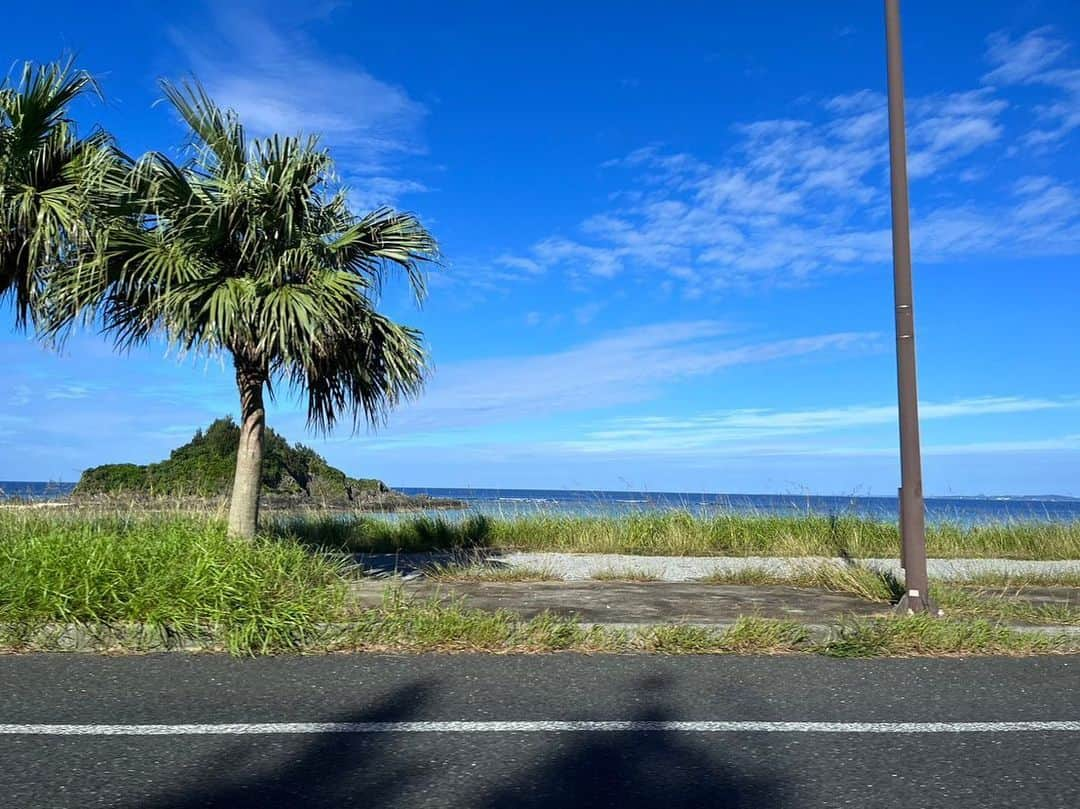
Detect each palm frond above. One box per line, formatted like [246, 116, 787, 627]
[159, 79, 245, 175]
[294, 309, 428, 434]
[332, 207, 438, 302]
[1, 57, 113, 328]
[51, 78, 439, 434]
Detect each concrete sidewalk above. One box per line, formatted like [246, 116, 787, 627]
[348, 578, 1079, 635]
[349, 551, 1080, 582]
[347, 552, 1079, 632]
[349, 580, 891, 627]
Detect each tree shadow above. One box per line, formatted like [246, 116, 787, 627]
[124, 672, 785, 809]
[270, 513, 496, 555]
[476, 674, 785, 809]
[354, 547, 510, 579]
[126, 681, 436, 809]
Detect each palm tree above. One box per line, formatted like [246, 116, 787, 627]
[1, 58, 112, 328]
[49, 81, 438, 537]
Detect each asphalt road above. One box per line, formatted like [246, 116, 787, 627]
[0, 654, 1076, 808]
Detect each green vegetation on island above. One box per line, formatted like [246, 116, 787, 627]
[74, 417, 387, 501]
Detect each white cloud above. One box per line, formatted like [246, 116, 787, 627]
[348, 178, 430, 211]
[921, 435, 1080, 455]
[907, 90, 1006, 178]
[559, 396, 1080, 455]
[7, 385, 31, 407]
[984, 27, 1080, 148]
[383, 322, 879, 431]
[803, 435, 1080, 458]
[172, 5, 427, 206]
[495, 29, 1078, 296]
[495, 255, 545, 275]
[44, 385, 92, 401]
[574, 301, 605, 325]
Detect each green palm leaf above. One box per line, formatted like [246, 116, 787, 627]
[1, 57, 115, 328]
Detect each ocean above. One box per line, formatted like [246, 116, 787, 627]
[3, 481, 1079, 525]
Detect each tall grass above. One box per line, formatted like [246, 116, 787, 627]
[700, 566, 905, 602]
[0, 512, 345, 653]
[820, 615, 1069, 657]
[272, 511, 1080, 560]
[1, 509, 1075, 657]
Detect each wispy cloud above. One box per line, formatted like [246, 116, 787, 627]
[361, 322, 882, 433]
[44, 385, 92, 401]
[561, 396, 1080, 454]
[7, 385, 30, 407]
[493, 28, 1079, 296]
[172, 4, 428, 207]
[984, 27, 1080, 148]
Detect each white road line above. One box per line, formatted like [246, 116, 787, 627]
[0, 721, 1078, 736]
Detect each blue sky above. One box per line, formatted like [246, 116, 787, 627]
[2, 0, 1079, 495]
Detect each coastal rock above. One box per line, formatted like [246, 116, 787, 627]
[72, 417, 465, 512]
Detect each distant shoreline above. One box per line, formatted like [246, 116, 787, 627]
[3, 482, 1078, 503]
[2, 482, 1080, 528]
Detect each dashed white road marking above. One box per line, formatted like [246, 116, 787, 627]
[0, 721, 1077, 735]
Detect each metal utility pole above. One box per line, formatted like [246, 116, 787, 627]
[884, 0, 934, 614]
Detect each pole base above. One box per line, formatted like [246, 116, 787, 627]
[893, 593, 942, 616]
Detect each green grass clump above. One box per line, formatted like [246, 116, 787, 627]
[272, 510, 1080, 560]
[0, 512, 345, 653]
[341, 592, 811, 655]
[699, 565, 903, 602]
[819, 615, 1072, 658]
[424, 563, 558, 583]
[338, 588, 615, 653]
[716, 617, 812, 653]
[934, 585, 1080, 625]
[634, 619, 809, 654]
[273, 513, 497, 553]
[590, 567, 663, 582]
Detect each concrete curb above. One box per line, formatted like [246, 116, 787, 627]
[583, 622, 1080, 642]
[3, 619, 1077, 654]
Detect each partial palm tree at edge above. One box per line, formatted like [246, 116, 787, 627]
[0, 58, 113, 329]
[48, 80, 439, 538]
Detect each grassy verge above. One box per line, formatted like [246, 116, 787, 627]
[933, 586, 1079, 625]
[0, 511, 345, 653]
[273, 511, 1080, 560]
[332, 596, 1074, 656]
[699, 566, 904, 601]
[699, 565, 1080, 624]
[1, 511, 1076, 656]
[819, 615, 1070, 657]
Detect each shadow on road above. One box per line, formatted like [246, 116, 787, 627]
[126, 681, 435, 809]
[476, 674, 783, 809]
[128, 673, 784, 808]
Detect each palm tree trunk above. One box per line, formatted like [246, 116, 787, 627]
[227, 359, 266, 539]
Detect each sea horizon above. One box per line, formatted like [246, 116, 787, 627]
[4, 481, 1079, 525]
[3, 480, 1079, 501]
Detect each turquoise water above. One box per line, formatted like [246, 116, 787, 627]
[397, 487, 1080, 526]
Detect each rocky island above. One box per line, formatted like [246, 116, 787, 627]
[73, 418, 466, 513]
